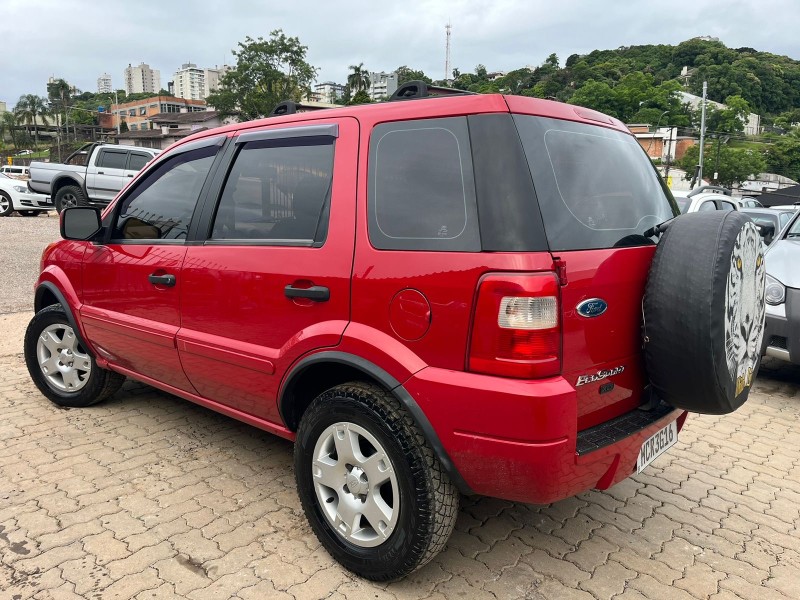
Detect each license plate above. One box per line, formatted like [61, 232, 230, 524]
[636, 421, 678, 473]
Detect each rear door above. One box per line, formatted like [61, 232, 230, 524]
[88, 148, 129, 202]
[125, 151, 153, 184]
[514, 115, 677, 429]
[177, 119, 357, 423]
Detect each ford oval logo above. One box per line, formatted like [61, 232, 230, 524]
[576, 298, 608, 318]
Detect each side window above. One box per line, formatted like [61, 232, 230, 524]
[112, 145, 217, 241]
[698, 201, 716, 212]
[127, 152, 151, 171]
[97, 150, 128, 170]
[368, 117, 480, 251]
[210, 137, 334, 243]
[719, 201, 735, 212]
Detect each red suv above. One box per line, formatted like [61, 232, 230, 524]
[25, 83, 765, 580]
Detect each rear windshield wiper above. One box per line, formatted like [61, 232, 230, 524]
[643, 218, 676, 238]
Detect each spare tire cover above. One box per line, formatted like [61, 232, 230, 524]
[643, 211, 765, 414]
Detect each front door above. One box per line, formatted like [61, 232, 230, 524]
[81, 138, 224, 392]
[178, 119, 357, 423]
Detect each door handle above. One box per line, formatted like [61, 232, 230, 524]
[284, 285, 329, 302]
[127, 174, 134, 177]
[149, 273, 176, 287]
[97, 171, 105, 175]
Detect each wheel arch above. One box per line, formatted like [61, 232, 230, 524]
[52, 175, 86, 197]
[34, 281, 91, 353]
[279, 351, 473, 494]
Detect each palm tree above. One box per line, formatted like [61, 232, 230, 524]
[15, 94, 50, 148]
[347, 63, 371, 95]
[1, 112, 19, 149]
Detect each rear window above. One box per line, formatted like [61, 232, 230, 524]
[514, 115, 676, 251]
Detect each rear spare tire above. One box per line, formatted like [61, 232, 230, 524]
[643, 211, 765, 414]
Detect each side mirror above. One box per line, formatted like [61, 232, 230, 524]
[61, 207, 102, 241]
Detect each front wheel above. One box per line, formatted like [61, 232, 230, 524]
[0, 192, 13, 216]
[24, 305, 125, 407]
[294, 382, 459, 581]
[54, 185, 86, 213]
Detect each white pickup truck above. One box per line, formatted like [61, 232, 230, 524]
[29, 143, 160, 212]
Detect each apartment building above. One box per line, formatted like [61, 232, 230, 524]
[124, 63, 162, 95]
[97, 73, 113, 94]
[172, 63, 231, 100]
[313, 81, 346, 104]
[368, 71, 398, 101]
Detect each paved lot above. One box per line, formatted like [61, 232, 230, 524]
[1, 218, 799, 599]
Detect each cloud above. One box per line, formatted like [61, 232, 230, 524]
[1, 0, 798, 109]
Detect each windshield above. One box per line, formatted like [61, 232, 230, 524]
[787, 214, 800, 238]
[514, 115, 677, 250]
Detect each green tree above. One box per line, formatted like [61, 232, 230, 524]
[677, 143, 766, 187]
[567, 80, 619, 116]
[348, 90, 373, 105]
[207, 30, 318, 121]
[1, 112, 21, 148]
[695, 95, 752, 134]
[764, 128, 800, 181]
[395, 66, 432, 85]
[347, 63, 371, 95]
[47, 78, 74, 138]
[14, 94, 50, 147]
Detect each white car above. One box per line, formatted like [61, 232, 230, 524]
[0, 173, 54, 217]
[673, 191, 739, 214]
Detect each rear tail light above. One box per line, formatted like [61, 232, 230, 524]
[469, 273, 561, 379]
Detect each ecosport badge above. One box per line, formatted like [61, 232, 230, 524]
[576, 298, 608, 318]
[576, 366, 624, 387]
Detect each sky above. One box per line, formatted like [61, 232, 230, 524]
[2, 0, 800, 109]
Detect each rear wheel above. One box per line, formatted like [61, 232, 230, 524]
[294, 382, 459, 581]
[24, 305, 125, 407]
[0, 192, 13, 216]
[54, 185, 85, 213]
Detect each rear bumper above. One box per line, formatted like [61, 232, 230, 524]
[760, 290, 799, 365]
[405, 367, 686, 504]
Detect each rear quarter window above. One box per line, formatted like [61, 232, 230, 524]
[368, 117, 480, 251]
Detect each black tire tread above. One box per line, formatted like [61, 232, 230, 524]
[296, 382, 459, 580]
[0, 191, 13, 217]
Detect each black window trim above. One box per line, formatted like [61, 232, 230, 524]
[103, 137, 228, 245]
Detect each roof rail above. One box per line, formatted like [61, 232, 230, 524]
[389, 80, 477, 102]
[269, 100, 333, 117]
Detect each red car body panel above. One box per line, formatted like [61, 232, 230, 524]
[36, 93, 687, 505]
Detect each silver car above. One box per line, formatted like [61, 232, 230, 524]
[762, 210, 800, 365]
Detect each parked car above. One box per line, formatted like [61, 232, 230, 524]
[0, 165, 31, 180]
[0, 172, 53, 216]
[29, 143, 159, 212]
[674, 191, 739, 213]
[739, 196, 764, 208]
[741, 207, 796, 245]
[23, 84, 766, 580]
[762, 209, 800, 366]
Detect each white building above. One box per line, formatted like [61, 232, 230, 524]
[313, 81, 346, 104]
[678, 91, 761, 136]
[124, 63, 161, 95]
[0, 101, 6, 114]
[97, 73, 113, 94]
[203, 65, 231, 99]
[173, 63, 205, 101]
[368, 72, 398, 101]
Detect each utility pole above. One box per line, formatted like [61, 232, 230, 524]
[698, 80, 707, 185]
[445, 22, 452, 84]
[115, 90, 120, 135]
[664, 127, 674, 186]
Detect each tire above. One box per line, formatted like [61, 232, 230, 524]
[24, 305, 125, 408]
[19, 210, 39, 217]
[643, 211, 766, 414]
[294, 382, 459, 581]
[54, 185, 86, 213]
[0, 192, 13, 216]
